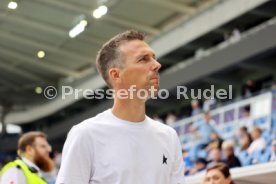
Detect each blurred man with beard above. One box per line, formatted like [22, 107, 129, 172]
[0, 131, 54, 184]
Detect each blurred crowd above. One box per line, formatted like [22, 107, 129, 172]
[151, 79, 276, 176]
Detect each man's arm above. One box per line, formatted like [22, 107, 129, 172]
[1, 167, 27, 184]
[171, 130, 185, 184]
[56, 125, 94, 184]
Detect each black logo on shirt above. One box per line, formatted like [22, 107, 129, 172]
[163, 154, 167, 164]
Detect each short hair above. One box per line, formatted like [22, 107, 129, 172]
[240, 126, 248, 132]
[96, 30, 145, 88]
[222, 140, 235, 150]
[207, 163, 234, 184]
[244, 105, 250, 113]
[195, 158, 208, 165]
[18, 131, 47, 155]
[191, 99, 199, 105]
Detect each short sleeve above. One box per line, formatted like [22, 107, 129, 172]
[56, 125, 94, 184]
[170, 130, 185, 184]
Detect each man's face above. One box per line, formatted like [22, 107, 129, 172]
[251, 130, 260, 140]
[210, 149, 221, 162]
[223, 148, 233, 158]
[204, 169, 231, 184]
[191, 100, 199, 109]
[273, 141, 276, 153]
[116, 40, 161, 99]
[32, 137, 54, 172]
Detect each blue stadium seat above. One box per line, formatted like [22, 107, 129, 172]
[238, 150, 252, 166]
[183, 156, 193, 169]
[253, 116, 268, 127]
[262, 129, 273, 145]
[251, 147, 271, 164]
[197, 149, 208, 159]
[272, 115, 276, 133]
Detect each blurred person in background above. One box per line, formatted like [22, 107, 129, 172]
[191, 100, 203, 116]
[203, 163, 234, 184]
[208, 148, 222, 166]
[241, 79, 258, 98]
[238, 128, 252, 152]
[240, 105, 253, 132]
[152, 113, 164, 123]
[188, 158, 208, 175]
[231, 28, 241, 41]
[270, 139, 276, 162]
[206, 132, 224, 152]
[203, 97, 216, 112]
[222, 140, 241, 168]
[237, 126, 251, 143]
[0, 131, 54, 184]
[192, 112, 216, 147]
[165, 112, 177, 126]
[247, 127, 266, 154]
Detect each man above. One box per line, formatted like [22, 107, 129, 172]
[56, 30, 184, 184]
[190, 100, 202, 116]
[192, 112, 215, 146]
[187, 158, 207, 175]
[270, 139, 276, 162]
[208, 148, 222, 166]
[0, 131, 54, 184]
[240, 105, 254, 132]
[222, 140, 241, 168]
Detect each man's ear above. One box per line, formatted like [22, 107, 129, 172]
[25, 145, 35, 156]
[109, 68, 121, 84]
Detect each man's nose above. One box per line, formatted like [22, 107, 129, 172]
[152, 59, 162, 72]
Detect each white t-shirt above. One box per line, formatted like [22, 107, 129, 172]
[247, 137, 266, 154]
[56, 109, 185, 184]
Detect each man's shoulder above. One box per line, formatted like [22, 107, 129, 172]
[0, 165, 26, 182]
[70, 110, 111, 133]
[1, 165, 22, 173]
[1, 160, 22, 172]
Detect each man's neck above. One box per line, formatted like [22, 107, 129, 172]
[112, 98, 146, 122]
[24, 154, 34, 164]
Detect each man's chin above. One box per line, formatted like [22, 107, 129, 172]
[152, 84, 160, 92]
[148, 85, 160, 98]
[35, 155, 55, 172]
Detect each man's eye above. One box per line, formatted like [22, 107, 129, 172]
[213, 176, 220, 180]
[139, 57, 146, 61]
